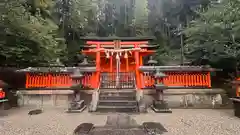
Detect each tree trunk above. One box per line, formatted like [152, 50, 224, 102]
[236, 61, 239, 77]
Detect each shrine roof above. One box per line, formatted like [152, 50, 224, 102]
[16, 67, 96, 73]
[139, 66, 222, 72]
[80, 36, 155, 41]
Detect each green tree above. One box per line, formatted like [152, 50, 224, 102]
[63, 0, 97, 65]
[184, 0, 240, 69]
[0, 0, 66, 66]
[134, 0, 149, 36]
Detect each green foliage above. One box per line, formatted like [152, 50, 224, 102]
[184, 0, 240, 65]
[134, 0, 149, 36]
[64, 0, 97, 65]
[67, 0, 95, 33]
[0, 0, 97, 66]
[0, 0, 66, 66]
[0, 0, 218, 67]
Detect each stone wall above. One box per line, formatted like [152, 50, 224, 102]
[143, 89, 232, 109]
[16, 89, 232, 110]
[17, 91, 92, 108]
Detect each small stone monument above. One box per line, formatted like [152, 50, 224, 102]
[151, 69, 172, 113]
[105, 113, 138, 128]
[67, 68, 86, 113]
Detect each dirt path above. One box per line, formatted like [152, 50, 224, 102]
[0, 107, 240, 135]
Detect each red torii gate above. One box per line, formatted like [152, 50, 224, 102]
[82, 40, 155, 89]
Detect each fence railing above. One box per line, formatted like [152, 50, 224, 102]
[142, 71, 211, 88]
[25, 72, 96, 89]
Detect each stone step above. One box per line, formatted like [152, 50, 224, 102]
[97, 105, 138, 113]
[96, 89, 138, 113]
[100, 89, 136, 93]
[98, 105, 137, 109]
[98, 100, 137, 106]
[99, 90, 136, 97]
[99, 95, 136, 100]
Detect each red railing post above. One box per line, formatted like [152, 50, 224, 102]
[141, 70, 212, 88]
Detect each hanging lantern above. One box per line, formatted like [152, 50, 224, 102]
[124, 51, 128, 59]
[116, 53, 120, 60]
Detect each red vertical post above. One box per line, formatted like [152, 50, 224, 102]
[96, 43, 101, 88]
[126, 57, 129, 72]
[207, 72, 211, 88]
[139, 55, 143, 88]
[237, 78, 240, 97]
[110, 55, 113, 72]
[25, 73, 29, 88]
[48, 74, 52, 88]
[134, 43, 140, 89]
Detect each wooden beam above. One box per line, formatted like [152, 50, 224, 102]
[86, 41, 148, 45]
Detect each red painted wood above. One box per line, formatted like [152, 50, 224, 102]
[142, 71, 211, 88]
[86, 41, 148, 45]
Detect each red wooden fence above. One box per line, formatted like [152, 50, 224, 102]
[25, 73, 95, 88]
[25, 71, 211, 89]
[142, 71, 211, 88]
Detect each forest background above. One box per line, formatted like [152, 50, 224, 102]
[1, 0, 240, 84]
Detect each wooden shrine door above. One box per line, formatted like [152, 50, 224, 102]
[100, 40, 136, 89]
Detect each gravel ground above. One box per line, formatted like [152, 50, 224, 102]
[0, 106, 240, 135]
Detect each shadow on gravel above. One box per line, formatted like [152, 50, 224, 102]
[0, 107, 23, 117]
[0, 111, 8, 117]
[73, 113, 168, 135]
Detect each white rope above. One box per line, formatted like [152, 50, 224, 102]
[87, 48, 147, 59]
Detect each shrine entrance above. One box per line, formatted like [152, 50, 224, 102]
[82, 38, 155, 89]
[100, 72, 135, 89]
[98, 41, 139, 89]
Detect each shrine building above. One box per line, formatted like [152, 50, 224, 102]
[23, 36, 212, 90]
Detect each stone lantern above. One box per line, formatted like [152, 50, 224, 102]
[78, 57, 89, 66]
[151, 69, 172, 113]
[71, 68, 84, 89]
[78, 56, 94, 67]
[68, 68, 86, 113]
[147, 56, 158, 66]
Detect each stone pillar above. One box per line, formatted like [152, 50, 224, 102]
[151, 69, 172, 113]
[68, 68, 86, 113]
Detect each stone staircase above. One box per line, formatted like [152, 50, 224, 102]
[96, 89, 139, 112]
